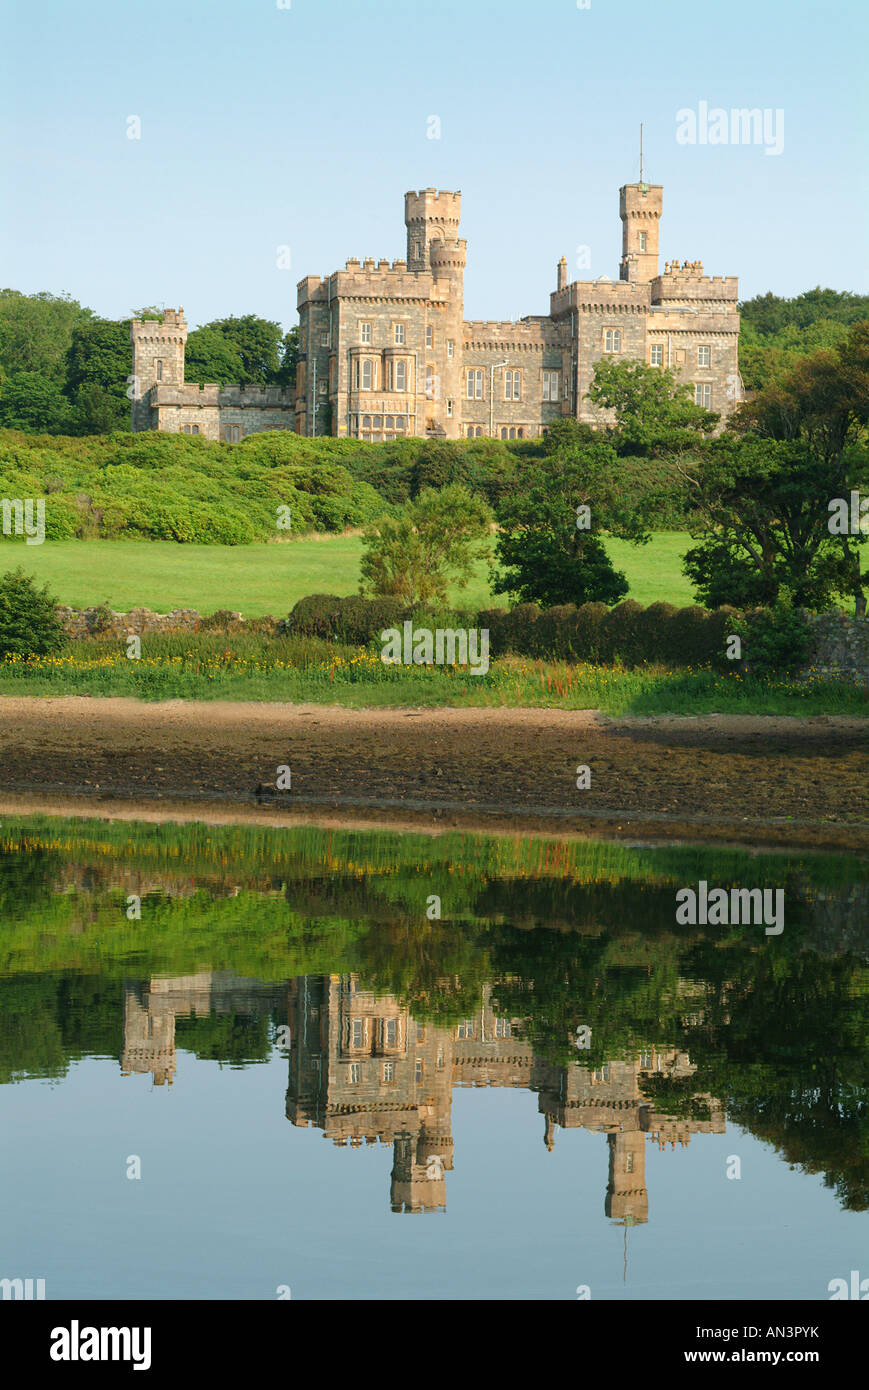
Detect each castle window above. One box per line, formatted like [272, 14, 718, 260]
[639, 232, 647, 252]
[425, 364, 436, 399]
[348, 1063, 361, 1083]
[351, 1018, 364, 1048]
[360, 322, 371, 344]
[393, 323, 406, 346]
[395, 359, 407, 391]
[361, 359, 373, 390]
[592, 1065, 610, 1083]
[426, 326, 433, 349]
[362, 415, 371, 429]
[542, 369, 560, 401]
[456, 1019, 474, 1039]
[466, 369, 483, 399]
[698, 345, 711, 367]
[474, 426, 483, 437]
[500, 427, 508, 440]
[385, 416, 394, 430]
[373, 415, 382, 429]
[384, 1017, 398, 1048]
[517, 427, 524, 439]
[446, 398, 453, 418]
[495, 1018, 512, 1038]
[223, 425, 241, 443]
[383, 1061, 395, 1083]
[695, 384, 712, 408]
[650, 344, 663, 367]
[604, 329, 621, 352]
[320, 332, 329, 347]
[640, 1050, 652, 1069]
[415, 1060, 423, 1083]
[504, 369, 520, 400]
[447, 339, 454, 359]
[156, 359, 163, 381]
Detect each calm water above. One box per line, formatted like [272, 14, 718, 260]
[1, 816, 866, 1301]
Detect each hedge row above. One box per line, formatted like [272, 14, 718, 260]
[478, 600, 739, 667]
[288, 594, 739, 669]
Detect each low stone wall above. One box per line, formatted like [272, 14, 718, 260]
[802, 612, 869, 685]
[57, 605, 869, 684]
[59, 606, 228, 637]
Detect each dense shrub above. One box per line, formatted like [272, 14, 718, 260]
[599, 600, 648, 665]
[0, 567, 65, 657]
[476, 597, 740, 669]
[735, 604, 813, 675]
[288, 593, 406, 644]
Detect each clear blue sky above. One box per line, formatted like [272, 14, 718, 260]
[1, 0, 866, 333]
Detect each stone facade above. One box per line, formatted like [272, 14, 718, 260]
[132, 180, 742, 444]
[129, 309, 295, 441]
[296, 182, 742, 441]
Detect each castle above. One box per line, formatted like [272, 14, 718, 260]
[130, 180, 742, 442]
[122, 970, 724, 1223]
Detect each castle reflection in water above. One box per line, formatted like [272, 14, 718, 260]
[122, 972, 725, 1223]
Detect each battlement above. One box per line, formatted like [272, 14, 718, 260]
[151, 383, 220, 405]
[404, 187, 461, 218]
[550, 277, 650, 317]
[217, 383, 295, 406]
[652, 269, 739, 302]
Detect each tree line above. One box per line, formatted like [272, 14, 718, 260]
[0, 290, 298, 435]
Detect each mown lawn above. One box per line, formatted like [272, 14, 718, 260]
[1, 531, 695, 615]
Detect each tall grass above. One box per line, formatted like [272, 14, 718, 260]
[0, 633, 865, 715]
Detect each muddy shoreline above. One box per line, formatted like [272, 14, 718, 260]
[0, 697, 866, 853]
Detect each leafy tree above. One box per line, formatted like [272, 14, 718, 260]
[65, 318, 130, 433]
[0, 289, 91, 382]
[0, 568, 65, 657]
[184, 326, 245, 386]
[493, 439, 648, 607]
[360, 484, 492, 606]
[680, 436, 860, 610]
[0, 371, 72, 433]
[586, 358, 719, 454]
[276, 325, 300, 388]
[199, 314, 283, 384]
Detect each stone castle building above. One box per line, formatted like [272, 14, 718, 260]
[130, 180, 741, 442]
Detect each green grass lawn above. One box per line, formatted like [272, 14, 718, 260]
[2, 531, 695, 616]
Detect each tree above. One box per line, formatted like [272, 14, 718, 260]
[680, 435, 862, 610]
[276, 325, 300, 388]
[199, 315, 283, 384]
[0, 371, 72, 433]
[64, 318, 130, 433]
[727, 321, 869, 612]
[0, 568, 65, 658]
[184, 326, 245, 386]
[585, 358, 719, 455]
[493, 439, 648, 607]
[0, 289, 91, 382]
[360, 484, 492, 607]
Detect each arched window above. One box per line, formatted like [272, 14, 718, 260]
[385, 416, 394, 430]
[517, 427, 524, 439]
[362, 415, 371, 429]
[361, 359, 373, 390]
[395, 359, 407, 391]
[500, 427, 508, 440]
[373, 415, 382, 429]
[156, 360, 163, 381]
[509, 427, 516, 439]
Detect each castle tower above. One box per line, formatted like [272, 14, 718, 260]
[404, 189, 462, 272]
[390, 1129, 447, 1213]
[428, 235, 466, 437]
[605, 1130, 649, 1224]
[619, 183, 662, 283]
[129, 308, 188, 429]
